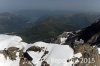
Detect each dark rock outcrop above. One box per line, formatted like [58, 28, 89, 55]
[77, 20, 100, 43]
[63, 20, 100, 47]
[23, 52, 33, 61]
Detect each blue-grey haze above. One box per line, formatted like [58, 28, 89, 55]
[0, 0, 100, 12]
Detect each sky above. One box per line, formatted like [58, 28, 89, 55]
[0, 0, 100, 12]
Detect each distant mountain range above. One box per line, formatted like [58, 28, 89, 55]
[0, 10, 100, 43]
[16, 11, 100, 43]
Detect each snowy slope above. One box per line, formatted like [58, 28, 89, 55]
[0, 34, 82, 66]
[0, 34, 27, 50]
[27, 42, 74, 66]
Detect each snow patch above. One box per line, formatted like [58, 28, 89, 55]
[74, 53, 82, 58]
[97, 48, 100, 54]
[60, 38, 67, 44]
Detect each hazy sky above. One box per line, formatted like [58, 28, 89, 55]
[0, 0, 100, 12]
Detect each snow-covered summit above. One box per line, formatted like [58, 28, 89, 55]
[0, 34, 82, 66]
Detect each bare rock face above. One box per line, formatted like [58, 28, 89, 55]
[27, 46, 44, 52]
[41, 61, 50, 66]
[19, 58, 32, 66]
[1, 47, 33, 66]
[73, 44, 100, 66]
[7, 47, 19, 60]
